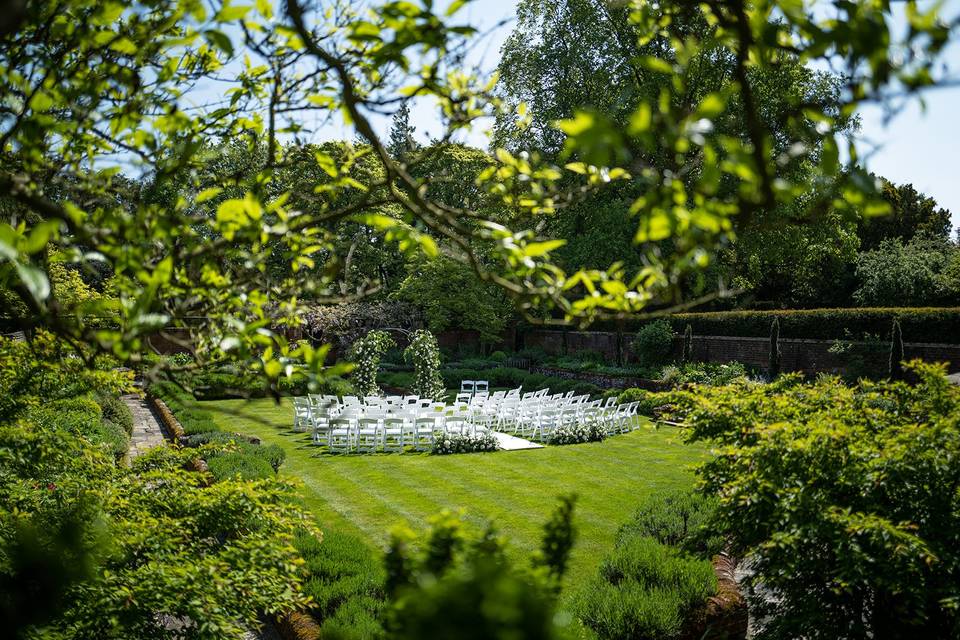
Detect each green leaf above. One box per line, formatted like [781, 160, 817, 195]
[205, 30, 234, 57]
[214, 4, 251, 22]
[16, 263, 50, 303]
[196, 187, 223, 203]
[524, 240, 566, 257]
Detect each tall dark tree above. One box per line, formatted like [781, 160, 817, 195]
[858, 178, 953, 251]
[495, 0, 858, 307]
[387, 101, 420, 160]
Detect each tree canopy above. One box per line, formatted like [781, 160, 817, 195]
[0, 0, 954, 385]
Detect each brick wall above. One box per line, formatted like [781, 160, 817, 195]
[519, 329, 960, 374]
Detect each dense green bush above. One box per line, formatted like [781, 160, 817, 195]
[616, 389, 682, 417]
[95, 392, 134, 436]
[574, 535, 717, 640]
[616, 490, 722, 557]
[295, 530, 386, 639]
[201, 439, 286, 473]
[659, 361, 748, 387]
[206, 452, 275, 482]
[686, 362, 960, 638]
[662, 307, 960, 343]
[631, 320, 675, 368]
[27, 396, 130, 459]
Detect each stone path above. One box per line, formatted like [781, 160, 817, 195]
[490, 431, 543, 451]
[123, 394, 168, 460]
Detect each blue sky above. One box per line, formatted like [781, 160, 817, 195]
[385, 0, 960, 233]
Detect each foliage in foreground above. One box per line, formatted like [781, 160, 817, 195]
[1, 426, 315, 640]
[383, 496, 578, 639]
[684, 363, 960, 639]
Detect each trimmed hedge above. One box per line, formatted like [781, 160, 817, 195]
[573, 490, 720, 640]
[665, 307, 960, 344]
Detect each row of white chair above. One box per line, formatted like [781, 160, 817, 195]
[294, 394, 484, 453]
[291, 386, 641, 452]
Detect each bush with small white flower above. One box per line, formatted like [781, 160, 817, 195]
[548, 423, 606, 445]
[432, 432, 500, 455]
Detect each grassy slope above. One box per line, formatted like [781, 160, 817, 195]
[201, 397, 707, 594]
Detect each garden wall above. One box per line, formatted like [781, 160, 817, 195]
[518, 329, 960, 374]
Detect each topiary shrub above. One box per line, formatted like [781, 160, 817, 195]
[631, 320, 675, 368]
[768, 317, 782, 380]
[206, 452, 275, 482]
[889, 318, 904, 380]
[489, 351, 508, 363]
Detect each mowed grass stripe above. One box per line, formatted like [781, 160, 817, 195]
[200, 398, 707, 588]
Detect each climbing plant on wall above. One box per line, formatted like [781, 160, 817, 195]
[349, 330, 396, 396]
[404, 330, 446, 401]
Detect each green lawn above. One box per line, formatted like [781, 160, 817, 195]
[201, 398, 708, 593]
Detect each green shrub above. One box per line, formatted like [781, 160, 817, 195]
[687, 362, 960, 638]
[617, 490, 722, 557]
[89, 419, 131, 460]
[616, 389, 680, 417]
[489, 351, 508, 363]
[295, 530, 386, 637]
[631, 320, 675, 368]
[206, 452, 275, 481]
[660, 361, 748, 387]
[188, 432, 287, 472]
[95, 393, 134, 436]
[27, 396, 129, 459]
[574, 536, 717, 640]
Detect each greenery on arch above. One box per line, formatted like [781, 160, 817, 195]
[403, 329, 446, 401]
[349, 330, 396, 397]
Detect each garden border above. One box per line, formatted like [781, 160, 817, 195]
[148, 393, 320, 640]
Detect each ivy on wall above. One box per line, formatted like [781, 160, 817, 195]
[404, 329, 446, 401]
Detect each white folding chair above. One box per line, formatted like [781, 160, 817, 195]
[382, 416, 407, 453]
[328, 417, 355, 453]
[355, 417, 382, 453]
[460, 380, 475, 395]
[474, 380, 489, 393]
[413, 416, 437, 451]
[293, 397, 313, 432]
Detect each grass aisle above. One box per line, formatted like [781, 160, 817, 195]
[201, 397, 708, 594]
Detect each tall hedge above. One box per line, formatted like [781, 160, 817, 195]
[659, 308, 960, 343]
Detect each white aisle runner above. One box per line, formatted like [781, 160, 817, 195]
[490, 431, 543, 451]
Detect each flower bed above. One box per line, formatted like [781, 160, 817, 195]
[432, 432, 500, 454]
[547, 423, 606, 445]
